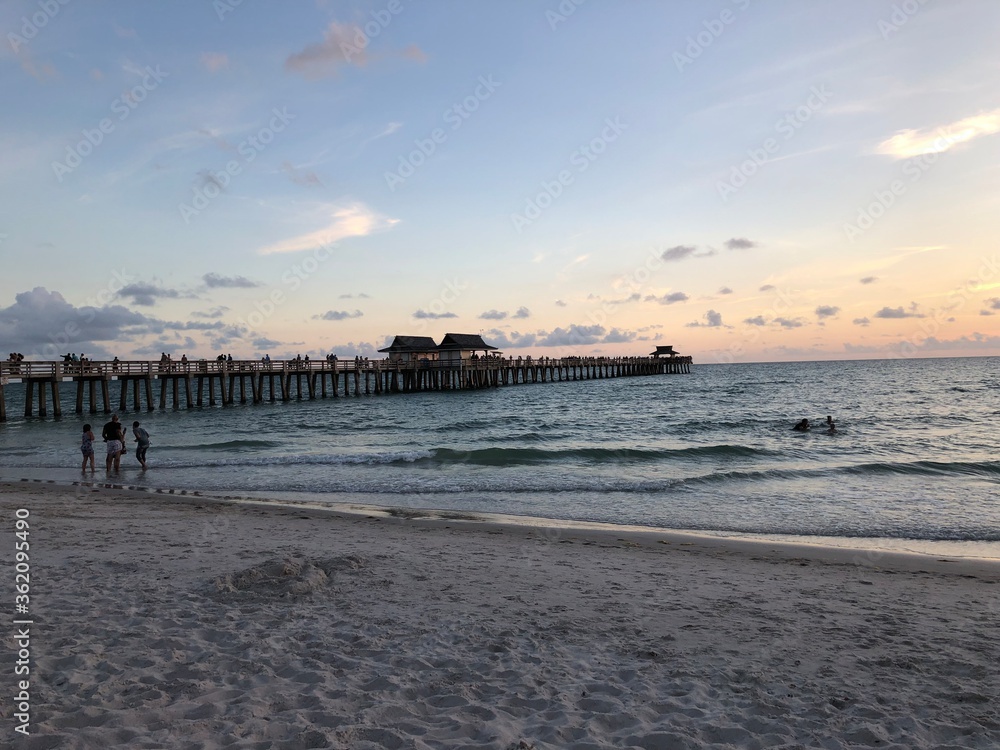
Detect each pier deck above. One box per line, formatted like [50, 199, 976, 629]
[0, 355, 692, 422]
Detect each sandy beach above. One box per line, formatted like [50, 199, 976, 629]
[2, 479, 999, 749]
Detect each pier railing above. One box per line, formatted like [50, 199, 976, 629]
[0, 355, 692, 421]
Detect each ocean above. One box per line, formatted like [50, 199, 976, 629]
[2, 357, 998, 556]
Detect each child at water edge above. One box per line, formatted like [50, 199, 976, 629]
[81, 424, 96, 472]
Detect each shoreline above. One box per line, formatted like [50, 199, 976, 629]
[6, 477, 1000, 574]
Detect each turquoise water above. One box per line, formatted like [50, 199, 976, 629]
[1, 357, 998, 545]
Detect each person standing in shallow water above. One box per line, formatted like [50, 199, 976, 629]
[132, 421, 151, 470]
[102, 414, 126, 471]
[81, 424, 96, 472]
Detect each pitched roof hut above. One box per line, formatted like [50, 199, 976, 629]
[378, 335, 439, 362]
[649, 345, 679, 357]
[436, 333, 499, 362]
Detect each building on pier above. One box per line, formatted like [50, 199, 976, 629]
[436, 333, 499, 364]
[377, 336, 439, 363]
[649, 345, 680, 357]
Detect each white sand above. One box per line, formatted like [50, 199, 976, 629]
[2, 479, 999, 749]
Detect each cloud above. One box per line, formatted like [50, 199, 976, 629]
[860, 276, 877, 285]
[0, 287, 151, 356]
[853, 317, 870, 327]
[537, 325, 606, 347]
[986, 297, 1000, 310]
[759, 284, 775, 292]
[413, 310, 457, 319]
[725, 237, 756, 250]
[314, 310, 363, 321]
[282, 161, 322, 188]
[659, 244, 718, 263]
[743, 315, 804, 328]
[203, 273, 261, 289]
[602, 293, 641, 306]
[200, 52, 229, 73]
[718, 287, 734, 295]
[484, 325, 641, 350]
[478, 306, 530, 321]
[555, 300, 567, 307]
[339, 293, 371, 299]
[482, 329, 538, 349]
[192, 306, 229, 319]
[661, 245, 698, 262]
[875, 109, 1000, 159]
[686, 310, 724, 328]
[284, 22, 426, 79]
[18, 54, 58, 81]
[361, 122, 403, 148]
[259, 202, 398, 255]
[602, 328, 636, 343]
[646, 292, 689, 305]
[117, 283, 181, 306]
[815, 305, 840, 319]
[198, 169, 227, 192]
[873, 305, 924, 319]
[845, 333, 1000, 355]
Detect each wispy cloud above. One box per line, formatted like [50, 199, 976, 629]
[725, 237, 756, 251]
[200, 52, 230, 73]
[646, 292, 689, 305]
[361, 121, 403, 148]
[285, 22, 426, 79]
[873, 305, 924, 319]
[313, 310, 363, 321]
[282, 161, 322, 188]
[875, 109, 1000, 158]
[259, 202, 398, 255]
[661, 245, 697, 262]
[686, 310, 724, 328]
[203, 273, 261, 289]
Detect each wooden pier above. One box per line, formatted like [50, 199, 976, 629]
[0, 355, 692, 422]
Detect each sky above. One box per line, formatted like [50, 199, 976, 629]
[1, 0, 999, 364]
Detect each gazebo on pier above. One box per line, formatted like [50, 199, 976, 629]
[436, 333, 499, 364]
[649, 345, 680, 357]
[377, 336, 439, 363]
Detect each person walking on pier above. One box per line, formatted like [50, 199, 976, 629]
[102, 414, 126, 472]
[132, 421, 151, 470]
[81, 423, 96, 473]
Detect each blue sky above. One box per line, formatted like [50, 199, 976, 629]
[2, 0, 999, 362]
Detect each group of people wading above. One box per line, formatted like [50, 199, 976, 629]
[80, 415, 151, 473]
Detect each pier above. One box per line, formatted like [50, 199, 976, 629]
[0, 355, 692, 422]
